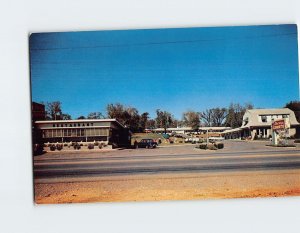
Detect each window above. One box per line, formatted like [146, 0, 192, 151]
[283, 114, 289, 119]
[261, 116, 267, 122]
[53, 124, 55, 127]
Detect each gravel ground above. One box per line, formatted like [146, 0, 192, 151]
[35, 169, 300, 204]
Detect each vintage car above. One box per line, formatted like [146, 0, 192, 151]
[135, 139, 158, 149]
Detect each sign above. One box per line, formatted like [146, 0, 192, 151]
[272, 119, 285, 130]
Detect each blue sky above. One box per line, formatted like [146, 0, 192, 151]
[30, 24, 299, 119]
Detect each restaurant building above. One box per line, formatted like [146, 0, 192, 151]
[35, 119, 130, 147]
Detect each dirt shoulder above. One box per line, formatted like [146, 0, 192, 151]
[35, 169, 300, 204]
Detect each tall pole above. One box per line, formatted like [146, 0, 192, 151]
[206, 129, 209, 145]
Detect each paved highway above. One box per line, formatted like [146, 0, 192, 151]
[34, 143, 300, 181]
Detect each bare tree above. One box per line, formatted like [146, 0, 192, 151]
[87, 112, 105, 119]
[201, 109, 213, 127]
[46, 101, 62, 120]
[211, 108, 227, 126]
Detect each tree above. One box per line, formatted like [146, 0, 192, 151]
[45, 101, 62, 120]
[87, 112, 105, 119]
[106, 103, 140, 132]
[182, 111, 201, 130]
[139, 112, 149, 131]
[147, 119, 156, 129]
[170, 119, 184, 128]
[285, 101, 300, 123]
[107, 103, 126, 120]
[201, 109, 213, 127]
[125, 107, 140, 132]
[77, 116, 86, 119]
[225, 103, 253, 128]
[155, 109, 173, 133]
[61, 113, 72, 120]
[211, 108, 227, 126]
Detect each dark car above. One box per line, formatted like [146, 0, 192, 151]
[135, 139, 158, 149]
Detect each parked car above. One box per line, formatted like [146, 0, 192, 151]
[135, 139, 158, 149]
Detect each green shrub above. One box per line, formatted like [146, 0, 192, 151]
[63, 143, 68, 147]
[50, 144, 56, 151]
[94, 141, 99, 146]
[88, 144, 94, 149]
[56, 144, 63, 150]
[99, 144, 103, 149]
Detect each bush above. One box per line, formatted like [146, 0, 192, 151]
[63, 143, 68, 147]
[88, 144, 94, 149]
[94, 141, 99, 146]
[199, 144, 207, 149]
[294, 139, 300, 143]
[56, 144, 63, 151]
[73, 143, 81, 150]
[50, 144, 56, 151]
[207, 144, 217, 150]
[99, 144, 103, 149]
[215, 143, 224, 149]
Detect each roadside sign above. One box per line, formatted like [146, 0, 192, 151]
[272, 119, 285, 130]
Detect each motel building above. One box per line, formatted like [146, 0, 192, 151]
[222, 108, 300, 140]
[151, 126, 231, 135]
[35, 119, 130, 147]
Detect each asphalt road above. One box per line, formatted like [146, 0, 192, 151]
[34, 141, 300, 181]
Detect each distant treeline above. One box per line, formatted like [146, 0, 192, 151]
[42, 101, 300, 133]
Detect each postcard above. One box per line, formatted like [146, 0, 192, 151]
[30, 24, 300, 204]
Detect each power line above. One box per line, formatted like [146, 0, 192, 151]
[30, 32, 297, 51]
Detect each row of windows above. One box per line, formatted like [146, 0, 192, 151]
[43, 128, 109, 138]
[260, 114, 289, 123]
[52, 123, 94, 127]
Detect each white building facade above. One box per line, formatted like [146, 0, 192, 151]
[222, 108, 300, 139]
